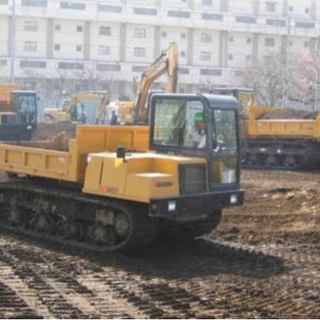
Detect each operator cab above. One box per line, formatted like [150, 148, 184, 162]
[0, 91, 38, 141]
[149, 93, 240, 191]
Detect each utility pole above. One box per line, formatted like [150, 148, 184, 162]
[314, 36, 320, 111]
[10, 0, 16, 83]
[282, 14, 291, 107]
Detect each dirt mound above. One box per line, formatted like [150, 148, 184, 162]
[33, 123, 76, 141]
[259, 109, 319, 120]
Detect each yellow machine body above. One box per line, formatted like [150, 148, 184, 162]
[44, 108, 71, 123]
[0, 124, 209, 203]
[84, 152, 205, 203]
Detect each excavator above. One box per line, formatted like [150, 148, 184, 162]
[96, 42, 179, 125]
[45, 91, 110, 124]
[0, 83, 38, 141]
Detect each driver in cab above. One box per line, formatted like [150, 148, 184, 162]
[185, 112, 207, 149]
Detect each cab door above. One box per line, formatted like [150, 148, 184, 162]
[210, 108, 240, 189]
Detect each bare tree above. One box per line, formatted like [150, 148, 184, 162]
[244, 50, 290, 107]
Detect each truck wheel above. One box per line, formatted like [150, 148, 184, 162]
[161, 209, 222, 239]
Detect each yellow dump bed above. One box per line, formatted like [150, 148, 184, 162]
[247, 106, 320, 139]
[0, 125, 149, 183]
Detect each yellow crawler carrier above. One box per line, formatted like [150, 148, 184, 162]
[0, 93, 243, 252]
[211, 88, 320, 170]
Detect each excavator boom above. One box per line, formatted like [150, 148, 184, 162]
[133, 42, 179, 123]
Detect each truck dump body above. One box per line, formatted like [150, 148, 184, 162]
[247, 106, 320, 139]
[0, 125, 149, 182]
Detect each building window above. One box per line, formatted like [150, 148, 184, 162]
[0, 59, 7, 66]
[24, 21, 37, 32]
[266, 19, 286, 27]
[97, 4, 121, 13]
[76, 45, 82, 52]
[304, 41, 309, 48]
[97, 64, 121, 71]
[201, 33, 211, 43]
[200, 69, 221, 76]
[179, 67, 189, 74]
[59, 62, 83, 70]
[229, 54, 233, 60]
[24, 41, 37, 52]
[180, 51, 186, 57]
[99, 26, 111, 36]
[134, 47, 146, 57]
[200, 51, 211, 61]
[247, 38, 252, 44]
[21, 0, 47, 7]
[246, 55, 251, 61]
[0, 0, 8, 4]
[289, 6, 293, 12]
[76, 26, 83, 32]
[134, 28, 146, 38]
[54, 44, 60, 51]
[266, 1, 276, 12]
[229, 36, 234, 42]
[20, 60, 46, 68]
[168, 10, 191, 18]
[99, 45, 110, 56]
[55, 24, 61, 31]
[201, 13, 223, 21]
[60, 1, 85, 10]
[305, 7, 310, 14]
[162, 31, 167, 38]
[202, 0, 212, 5]
[265, 38, 275, 47]
[133, 8, 157, 15]
[236, 16, 256, 24]
[295, 21, 315, 29]
[181, 33, 186, 39]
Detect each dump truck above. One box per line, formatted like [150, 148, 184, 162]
[45, 92, 110, 124]
[0, 93, 243, 253]
[0, 83, 38, 141]
[210, 87, 320, 170]
[98, 42, 179, 125]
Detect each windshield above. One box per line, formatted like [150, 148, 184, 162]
[13, 93, 37, 124]
[153, 98, 207, 149]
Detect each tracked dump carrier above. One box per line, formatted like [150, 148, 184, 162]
[0, 93, 243, 252]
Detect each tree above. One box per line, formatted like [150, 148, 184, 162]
[243, 50, 291, 107]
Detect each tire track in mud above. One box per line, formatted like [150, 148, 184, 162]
[0, 246, 90, 319]
[2, 227, 320, 318]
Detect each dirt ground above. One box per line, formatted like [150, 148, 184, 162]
[258, 109, 319, 120]
[33, 123, 76, 141]
[0, 169, 320, 318]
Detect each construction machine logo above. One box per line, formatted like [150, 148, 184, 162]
[155, 181, 173, 188]
[100, 185, 118, 194]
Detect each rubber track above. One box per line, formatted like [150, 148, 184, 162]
[0, 180, 156, 253]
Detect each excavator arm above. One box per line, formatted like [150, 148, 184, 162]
[133, 42, 179, 123]
[94, 92, 111, 124]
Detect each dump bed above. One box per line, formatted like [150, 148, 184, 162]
[0, 125, 149, 183]
[247, 106, 320, 139]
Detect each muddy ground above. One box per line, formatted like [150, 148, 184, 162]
[0, 169, 320, 318]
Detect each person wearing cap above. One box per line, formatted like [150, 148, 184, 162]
[185, 112, 207, 148]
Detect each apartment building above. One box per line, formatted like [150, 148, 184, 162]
[0, 0, 318, 99]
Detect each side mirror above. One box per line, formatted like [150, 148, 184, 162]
[116, 146, 126, 161]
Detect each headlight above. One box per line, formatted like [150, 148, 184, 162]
[168, 201, 176, 212]
[230, 194, 238, 205]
